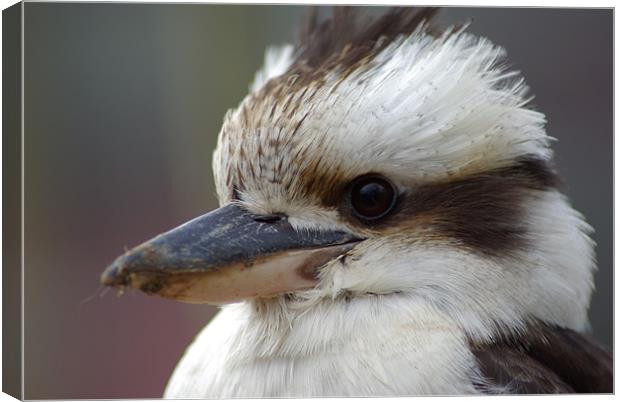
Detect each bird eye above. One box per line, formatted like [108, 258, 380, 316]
[349, 175, 397, 220]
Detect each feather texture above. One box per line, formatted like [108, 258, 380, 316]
[165, 8, 606, 397]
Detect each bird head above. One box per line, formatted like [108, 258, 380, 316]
[102, 8, 596, 340]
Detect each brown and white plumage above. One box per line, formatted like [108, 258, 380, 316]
[103, 7, 611, 396]
[472, 324, 611, 393]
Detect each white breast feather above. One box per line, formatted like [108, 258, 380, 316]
[165, 296, 491, 397]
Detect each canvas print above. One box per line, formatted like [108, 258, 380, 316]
[3, 3, 613, 399]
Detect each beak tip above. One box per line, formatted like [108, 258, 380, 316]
[101, 244, 166, 288]
[101, 260, 128, 287]
[101, 243, 152, 287]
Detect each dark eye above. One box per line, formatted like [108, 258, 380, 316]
[349, 175, 397, 220]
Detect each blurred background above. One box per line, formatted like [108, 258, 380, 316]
[23, 4, 612, 399]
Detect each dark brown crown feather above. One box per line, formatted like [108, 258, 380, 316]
[295, 7, 440, 69]
[252, 7, 441, 101]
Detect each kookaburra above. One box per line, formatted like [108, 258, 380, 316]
[102, 7, 612, 396]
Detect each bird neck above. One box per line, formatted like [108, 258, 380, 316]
[164, 294, 486, 397]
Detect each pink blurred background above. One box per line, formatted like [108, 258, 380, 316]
[22, 5, 612, 399]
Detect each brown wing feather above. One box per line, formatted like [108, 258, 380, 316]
[471, 324, 613, 394]
[473, 347, 574, 393]
[526, 326, 613, 393]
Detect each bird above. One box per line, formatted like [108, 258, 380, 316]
[101, 7, 612, 396]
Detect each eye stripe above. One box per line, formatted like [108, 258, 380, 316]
[335, 158, 558, 256]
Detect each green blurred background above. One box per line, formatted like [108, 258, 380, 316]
[23, 4, 612, 399]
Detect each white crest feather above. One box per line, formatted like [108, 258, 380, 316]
[250, 44, 295, 92]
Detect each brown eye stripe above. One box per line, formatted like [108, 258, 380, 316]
[337, 157, 559, 257]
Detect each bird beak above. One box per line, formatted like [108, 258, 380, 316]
[101, 203, 361, 304]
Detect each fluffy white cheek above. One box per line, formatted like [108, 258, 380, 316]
[319, 239, 532, 339]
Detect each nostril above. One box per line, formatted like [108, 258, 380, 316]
[253, 213, 286, 224]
